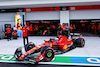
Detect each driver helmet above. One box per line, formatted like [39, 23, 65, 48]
[57, 35, 63, 38]
[55, 38, 59, 41]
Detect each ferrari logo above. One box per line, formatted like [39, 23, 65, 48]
[63, 45, 67, 50]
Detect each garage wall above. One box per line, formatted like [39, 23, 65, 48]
[69, 10, 100, 20]
[0, 13, 16, 21]
[0, 21, 15, 32]
[60, 11, 69, 25]
[0, 13, 16, 32]
[26, 11, 60, 20]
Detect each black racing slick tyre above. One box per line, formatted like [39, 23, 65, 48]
[76, 38, 85, 47]
[25, 42, 36, 52]
[41, 47, 55, 62]
[41, 46, 48, 54]
[14, 47, 22, 61]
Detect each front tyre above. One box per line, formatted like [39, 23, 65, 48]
[41, 47, 55, 62]
[14, 47, 22, 61]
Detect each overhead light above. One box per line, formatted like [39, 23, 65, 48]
[80, 20, 88, 22]
[42, 22, 50, 23]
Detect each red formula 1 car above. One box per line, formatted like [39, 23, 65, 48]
[14, 35, 85, 64]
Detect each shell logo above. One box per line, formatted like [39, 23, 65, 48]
[50, 44, 52, 47]
[33, 47, 36, 49]
[63, 45, 67, 50]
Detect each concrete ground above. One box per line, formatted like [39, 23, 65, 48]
[0, 36, 100, 57]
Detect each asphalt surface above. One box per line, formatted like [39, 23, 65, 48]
[0, 36, 100, 66]
[1, 36, 100, 57]
[0, 62, 97, 67]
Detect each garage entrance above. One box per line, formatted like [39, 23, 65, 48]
[26, 20, 60, 36]
[70, 19, 100, 36]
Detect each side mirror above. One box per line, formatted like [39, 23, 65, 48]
[44, 40, 49, 43]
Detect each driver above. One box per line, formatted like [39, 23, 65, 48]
[54, 38, 59, 42]
[49, 38, 59, 42]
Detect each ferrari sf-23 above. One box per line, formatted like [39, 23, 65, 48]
[14, 35, 85, 64]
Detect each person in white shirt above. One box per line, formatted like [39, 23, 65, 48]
[13, 25, 17, 31]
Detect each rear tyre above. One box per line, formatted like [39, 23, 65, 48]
[25, 42, 35, 52]
[76, 38, 85, 47]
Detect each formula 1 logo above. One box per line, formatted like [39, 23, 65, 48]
[87, 58, 100, 63]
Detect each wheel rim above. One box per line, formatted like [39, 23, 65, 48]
[83, 41, 85, 45]
[44, 49, 54, 61]
[15, 52, 22, 60]
[47, 52, 52, 57]
[82, 40, 85, 47]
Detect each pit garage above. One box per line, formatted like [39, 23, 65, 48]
[69, 10, 100, 36]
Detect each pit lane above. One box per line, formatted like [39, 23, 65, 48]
[0, 36, 100, 66]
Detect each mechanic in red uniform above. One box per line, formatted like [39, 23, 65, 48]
[58, 23, 61, 28]
[51, 24, 57, 35]
[50, 23, 57, 35]
[21, 25, 29, 46]
[7, 25, 12, 41]
[91, 24, 95, 34]
[98, 23, 100, 37]
[61, 24, 66, 36]
[57, 23, 62, 35]
[65, 23, 70, 38]
[43, 30, 47, 35]
[34, 25, 38, 34]
[29, 24, 33, 36]
[72, 24, 76, 36]
[70, 24, 73, 32]
[12, 30, 18, 39]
